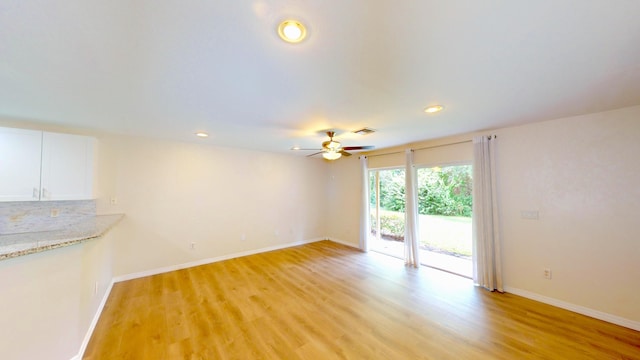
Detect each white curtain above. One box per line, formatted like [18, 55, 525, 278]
[472, 135, 503, 292]
[404, 149, 420, 267]
[359, 156, 370, 252]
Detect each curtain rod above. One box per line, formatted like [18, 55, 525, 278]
[365, 139, 472, 158]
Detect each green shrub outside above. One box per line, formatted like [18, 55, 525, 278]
[370, 211, 405, 239]
[371, 210, 472, 257]
[369, 165, 473, 258]
[370, 166, 472, 217]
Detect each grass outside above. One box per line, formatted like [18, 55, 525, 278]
[373, 209, 472, 258]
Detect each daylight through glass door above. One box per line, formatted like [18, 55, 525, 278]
[368, 165, 472, 278]
[416, 165, 473, 277]
[369, 168, 406, 259]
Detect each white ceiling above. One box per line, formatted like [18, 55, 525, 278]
[1, 1, 639, 154]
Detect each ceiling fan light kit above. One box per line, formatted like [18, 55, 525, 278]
[322, 151, 342, 160]
[295, 131, 374, 161]
[323, 139, 341, 150]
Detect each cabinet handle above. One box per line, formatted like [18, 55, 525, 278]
[33, 187, 39, 199]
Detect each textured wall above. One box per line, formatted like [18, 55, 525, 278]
[95, 135, 329, 277]
[497, 106, 640, 322]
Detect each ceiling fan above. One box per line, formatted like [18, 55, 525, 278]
[294, 131, 375, 160]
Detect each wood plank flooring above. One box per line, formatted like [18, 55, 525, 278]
[84, 241, 640, 359]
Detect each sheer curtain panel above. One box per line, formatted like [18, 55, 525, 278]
[359, 156, 370, 251]
[404, 149, 420, 267]
[472, 135, 503, 291]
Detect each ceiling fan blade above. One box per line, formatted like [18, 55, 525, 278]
[300, 132, 374, 159]
[342, 145, 375, 150]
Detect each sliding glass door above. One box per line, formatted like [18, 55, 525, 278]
[368, 164, 472, 278]
[369, 168, 405, 259]
[416, 165, 473, 277]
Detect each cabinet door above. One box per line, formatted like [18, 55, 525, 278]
[41, 132, 95, 200]
[0, 127, 42, 201]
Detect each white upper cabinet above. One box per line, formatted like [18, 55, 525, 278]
[0, 128, 43, 201]
[41, 132, 95, 201]
[0, 127, 95, 201]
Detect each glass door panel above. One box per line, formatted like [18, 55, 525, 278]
[369, 168, 406, 259]
[417, 165, 473, 277]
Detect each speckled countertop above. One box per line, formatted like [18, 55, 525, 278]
[0, 214, 124, 260]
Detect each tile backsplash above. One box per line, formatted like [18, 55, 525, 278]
[0, 200, 96, 235]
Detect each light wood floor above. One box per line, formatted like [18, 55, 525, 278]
[84, 241, 640, 359]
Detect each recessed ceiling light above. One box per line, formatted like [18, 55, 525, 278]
[278, 20, 307, 43]
[291, 146, 301, 150]
[195, 132, 209, 138]
[424, 105, 444, 114]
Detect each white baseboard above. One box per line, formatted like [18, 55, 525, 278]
[72, 279, 115, 360]
[113, 237, 326, 283]
[326, 237, 361, 249]
[504, 286, 640, 331]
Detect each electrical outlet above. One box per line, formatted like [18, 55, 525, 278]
[543, 268, 552, 279]
[241, 234, 246, 241]
[190, 242, 196, 250]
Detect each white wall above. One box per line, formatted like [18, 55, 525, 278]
[97, 135, 329, 277]
[497, 106, 640, 323]
[327, 155, 362, 246]
[0, 231, 115, 360]
[327, 105, 640, 325]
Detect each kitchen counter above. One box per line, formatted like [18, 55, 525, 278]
[0, 214, 124, 260]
